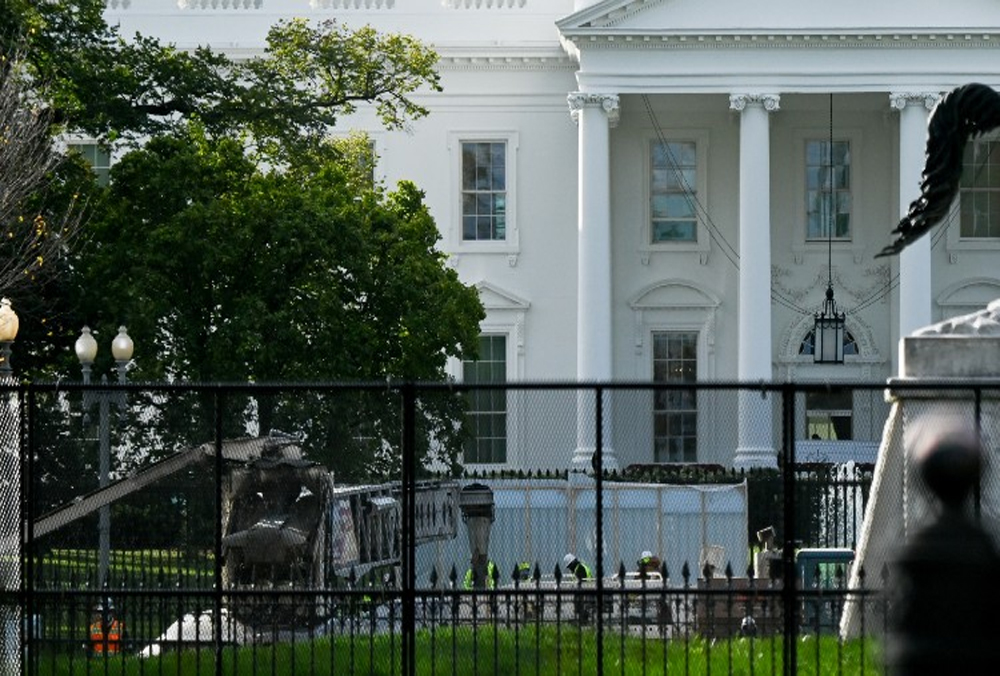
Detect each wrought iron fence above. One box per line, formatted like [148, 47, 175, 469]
[3, 380, 988, 675]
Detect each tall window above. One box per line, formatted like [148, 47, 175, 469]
[462, 142, 506, 241]
[650, 141, 697, 243]
[806, 140, 851, 240]
[959, 137, 1000, 238]
[68, 142, 111, 186]
[805, 389, 853, 440]
[463, 334, 507, 464]
[652, 332, 697, 462]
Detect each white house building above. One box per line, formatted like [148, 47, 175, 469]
[101, 0, 1000, 471]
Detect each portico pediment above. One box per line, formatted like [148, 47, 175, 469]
[558, 0, 1000, 93]
[559, 0, 1000, 37]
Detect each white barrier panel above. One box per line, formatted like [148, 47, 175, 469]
[417, 476, 748, 588]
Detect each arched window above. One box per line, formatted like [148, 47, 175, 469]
[798, 328, 858, 357]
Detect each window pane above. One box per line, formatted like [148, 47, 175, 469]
[805, 139, 851, 240]
[650, 140, 698, 245]
[805, 388, 853, 440]
[462, 335, 507, 464]
[67, 142, 111, 187]
[652, 221, 696, 242]
[652, 331, 697, 462]
[461, 142, 508, 241]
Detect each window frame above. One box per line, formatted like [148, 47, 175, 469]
[790, 127, 864, 261]
[804, 389, 854, 441]
[946, 131, 1000, 252]
[804, 139, 852, 243]
[640, 130, 710, 258]
[448, 131, 519, 256]
[64, 139, 112, 186]
[461, 333, 510, 466]
[651, 330, 699, 463]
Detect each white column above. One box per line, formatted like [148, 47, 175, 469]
[730, 93, 780, 470]
[890, 93, 938, 357]
[568, 92, 619, 472]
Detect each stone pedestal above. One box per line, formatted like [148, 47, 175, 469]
[841, 299, 1000, 638]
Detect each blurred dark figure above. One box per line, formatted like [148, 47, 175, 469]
[886, 426, 1000, 675]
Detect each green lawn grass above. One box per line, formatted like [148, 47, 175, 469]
[35, 549, 214, 581]
[30, 626, 884, 675]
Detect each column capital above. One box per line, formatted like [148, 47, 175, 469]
[889, 91, 940, 112]
[568, 92, 620, 127]
[729, 93, 780, 112]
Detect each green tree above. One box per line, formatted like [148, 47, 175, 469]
[75, 128, 483, 478]
[4, 0, 478, 484]
[4, 1, 440, 153]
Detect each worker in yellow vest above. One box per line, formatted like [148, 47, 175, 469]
[463, 560, 497, 589]
[563, 553, 593, 581]
[88, 600, 123, 656]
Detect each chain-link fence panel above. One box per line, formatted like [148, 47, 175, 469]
[0, 383, 21, 676]
[19, 381, 902, 675]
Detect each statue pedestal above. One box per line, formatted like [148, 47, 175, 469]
[842, 301, 1000, 638]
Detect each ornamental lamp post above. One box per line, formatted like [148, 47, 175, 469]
[76, 325, 134, 589]
[459, 483, 495, 589]
[0, 299, 20, 377]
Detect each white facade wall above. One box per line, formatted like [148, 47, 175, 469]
[103, 0, 1000, 470]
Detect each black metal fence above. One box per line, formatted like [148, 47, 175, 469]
[2, 380, 988, 675]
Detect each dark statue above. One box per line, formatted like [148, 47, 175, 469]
[878, 83, 1000, 257]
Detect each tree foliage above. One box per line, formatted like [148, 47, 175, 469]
[4, 1, 440, 152]
[0, 48, 95, 366]
[75, 129, 483, 477]
[4, 1, 481, 480]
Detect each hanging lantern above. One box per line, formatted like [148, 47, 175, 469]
[814, 286, 845, 363]
[813, 94, 846, 364]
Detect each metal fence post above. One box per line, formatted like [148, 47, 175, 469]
[595, 384, 604, 675]
[401, 383, 416, 676]
[214, 388, 225, 676]
[781, 383, 798, 676]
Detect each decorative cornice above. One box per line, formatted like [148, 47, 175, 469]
[443, 0, 526, 8]
[568, 92, 621, 126]
[560, 33, 1000, 51]
[309, 0, 394, 8]
[437, 53, 576, 72]
[106, 0, 131, 8]
[729, 93, 781, 112]
[179, 0, 263, 8]
[889, 91, 941, 111]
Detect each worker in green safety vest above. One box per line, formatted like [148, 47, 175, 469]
[463, 560, 497, 589]
[563, 553, 593, 581]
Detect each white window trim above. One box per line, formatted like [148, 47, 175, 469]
[790, 127, 865, 262]
[448, 131, 520, 256]
[446, 282, 529, 470]
[945, 130, 1000, 253]
[629, 281, 720, 464]
[640, 129, 710, 259]
[650, 329, 702, 463]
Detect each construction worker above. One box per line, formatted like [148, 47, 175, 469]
[88, 600, 123, 656]
[562, 553, 595, 624]
[513, 561, 533, 582]
[637, 550, 661, 579]
[563, 553, 593, 581]
[463, 559, 497, 589]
